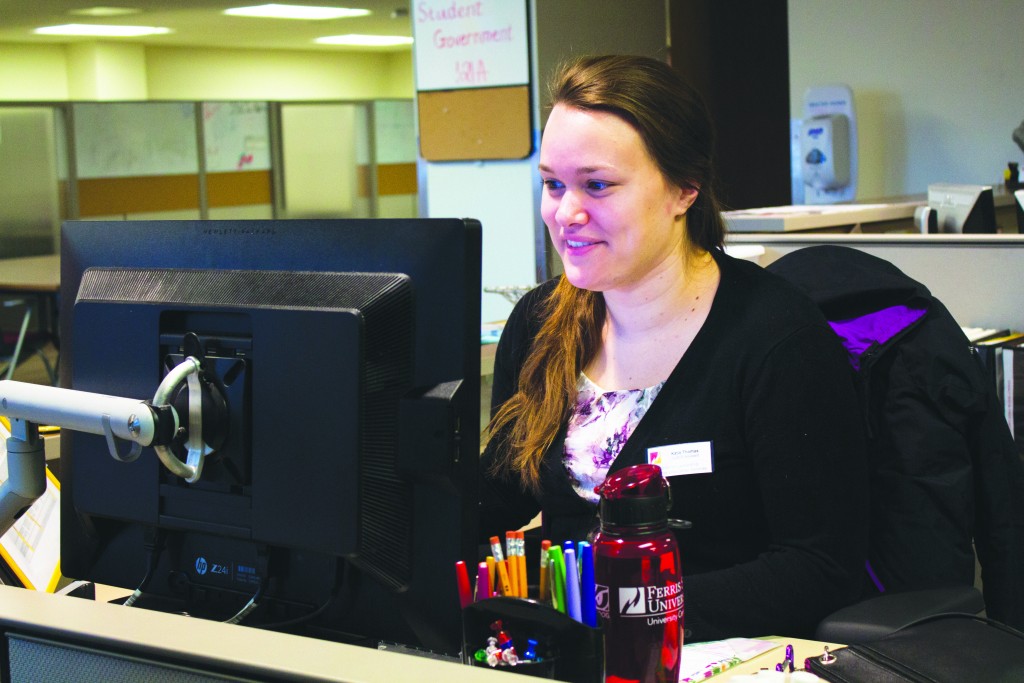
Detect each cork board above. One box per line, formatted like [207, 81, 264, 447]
[417, 85, 532, 161]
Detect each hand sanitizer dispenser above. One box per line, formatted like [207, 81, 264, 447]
[801, 114, 850, 190]
[799, 85, 857, 204]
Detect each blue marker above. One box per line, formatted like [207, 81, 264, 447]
[578, 541, 597, 627]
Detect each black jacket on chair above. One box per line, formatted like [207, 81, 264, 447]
[767, 245, 1024, 631]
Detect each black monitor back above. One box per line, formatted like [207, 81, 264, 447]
[58, 219, 482, 652]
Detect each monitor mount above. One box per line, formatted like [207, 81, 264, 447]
[0, 334, 227, 537]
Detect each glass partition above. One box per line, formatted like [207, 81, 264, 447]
[0, 98, 415, 239]
[0, 106, 66, 257]
[73, 102, 200, 221]
[202, 102, 273, 220]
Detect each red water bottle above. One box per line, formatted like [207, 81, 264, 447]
[593, 464, 683, 683]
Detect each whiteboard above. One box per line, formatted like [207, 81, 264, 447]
[202, 102, 271, 172]
[73, 102, 198, 179]
[413, 0, 529, 91]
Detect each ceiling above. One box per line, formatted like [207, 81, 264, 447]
[0, 0, 414, 52]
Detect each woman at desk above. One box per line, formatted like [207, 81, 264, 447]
[479, 55, 869, 641]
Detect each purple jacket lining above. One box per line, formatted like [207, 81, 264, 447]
[828, 305, 927, 371]
[829, 303, 928, 594]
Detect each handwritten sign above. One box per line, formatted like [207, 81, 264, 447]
[413, 1, 529, 91]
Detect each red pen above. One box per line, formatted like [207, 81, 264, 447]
[454, 560, 472, 609]
[539, 539, 552, 602]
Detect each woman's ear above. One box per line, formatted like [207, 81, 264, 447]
[674, 184, 700, 217]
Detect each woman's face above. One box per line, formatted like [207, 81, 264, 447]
[539, 104, 697, 295]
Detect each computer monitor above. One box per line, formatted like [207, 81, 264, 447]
[58, 218, 481, 654]
[927, 183, 997, 233]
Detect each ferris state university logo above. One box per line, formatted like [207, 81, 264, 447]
[595, 581, 683, 624]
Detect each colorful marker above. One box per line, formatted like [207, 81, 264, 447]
[455, 560, 472, 609]
[548, 545, 567, 613]
[486, 555, 496, 597]
[578, 541, 597, 627]
[564, 546, 581, 622]
[476, 561, 491, 601]
[539, 540, 551, 602]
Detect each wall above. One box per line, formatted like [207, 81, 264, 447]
[789, 0, 1024, 199]
[0, 43, 414, 101]
[145, 47, 413, 100]
[67, 43, 148, 99]
[0, 45, 70, 100]
[670, 0, 791, 210]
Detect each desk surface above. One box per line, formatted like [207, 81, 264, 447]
[723, 188, 1018, 234]
[715, 637, 843, 680]
[723, 200, 923, 233]
[0, 254, 60, 293]
[0, 585, 506, 682]
[0, 585, 845, 681]
[87, 586, 839, 681]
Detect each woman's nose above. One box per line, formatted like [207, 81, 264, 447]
[555, 190, 588, 227]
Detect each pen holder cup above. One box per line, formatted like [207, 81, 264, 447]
[462, 597, 603, 682]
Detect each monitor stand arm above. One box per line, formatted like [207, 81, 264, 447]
[0, 418, 45, 538]
[0, 356, 219, 537]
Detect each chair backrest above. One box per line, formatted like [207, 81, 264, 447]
[766, 245, 1024, 631]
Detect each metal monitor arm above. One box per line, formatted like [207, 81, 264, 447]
[0, 356, 219, 537]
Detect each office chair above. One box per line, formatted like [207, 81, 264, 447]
[765, 245, 1024, 645]
[815, 586, 985, 644]
[0, 297, 56, 385]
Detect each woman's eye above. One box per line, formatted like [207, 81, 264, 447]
[542, 179, 564, 191]
[586, 180, 611, 192]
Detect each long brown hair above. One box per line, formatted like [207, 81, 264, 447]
[488, 54, 726, 491]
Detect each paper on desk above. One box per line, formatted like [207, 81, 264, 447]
[0, 420, 62, 592]
[678, 637, 778, 682]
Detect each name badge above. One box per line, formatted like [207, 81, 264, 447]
[647, 441, 714, 477]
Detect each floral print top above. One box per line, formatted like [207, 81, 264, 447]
[563, 373, 665, 503]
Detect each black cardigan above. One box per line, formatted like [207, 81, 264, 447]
[480, 248, 870, 641]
